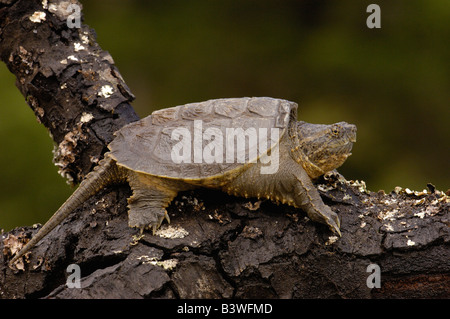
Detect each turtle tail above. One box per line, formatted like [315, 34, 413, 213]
[9, 154, 126, 266]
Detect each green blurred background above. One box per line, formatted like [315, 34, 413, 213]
[1, 0, 449, 231]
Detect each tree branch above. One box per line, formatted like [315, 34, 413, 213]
[1, 0, 449, 299]
[0, 0, 138, 184]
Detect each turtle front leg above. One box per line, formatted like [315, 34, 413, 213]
[127, 171, 177, 233]
[291, 165, 341, 236]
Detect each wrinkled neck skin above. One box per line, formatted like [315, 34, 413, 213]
[288, 123, 325, 179]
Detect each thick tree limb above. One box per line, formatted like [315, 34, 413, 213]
[1, 0, 449, 299]
[0, 0, 138, 184]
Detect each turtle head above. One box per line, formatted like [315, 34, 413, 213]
[293, 121, 357, 179]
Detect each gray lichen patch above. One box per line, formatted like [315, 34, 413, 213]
[98, 84, 114, 98]
[52, 125, 87, 184]
[345, 179, 369, 194]
[80, 112, 94, 123]
[137, 255, 178, 270]
[47, 0, 82, 20]
[155, 225, 189, 239]
[29, 11, 46, 23]
[74, 42, 86, 52]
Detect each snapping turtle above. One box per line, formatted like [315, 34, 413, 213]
[10, 97, 356, 265]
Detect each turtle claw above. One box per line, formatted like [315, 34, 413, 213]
[324, 210, 341, 237]
[328, 217, 341, 237]
[150, 210, 170, 235]
[164, 210, 170, 224]
[306, 205, 341, 237]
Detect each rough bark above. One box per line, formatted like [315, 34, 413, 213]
[1, 0, 449, 299]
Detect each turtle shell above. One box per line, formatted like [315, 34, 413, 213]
[108, 97, 297, 180]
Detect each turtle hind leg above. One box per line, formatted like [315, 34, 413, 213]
[127, 172, 179, 234]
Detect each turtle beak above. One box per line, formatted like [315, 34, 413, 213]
[347, 124, 357, 143]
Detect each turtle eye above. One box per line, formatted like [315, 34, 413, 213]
[331, 126, 340, 137]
